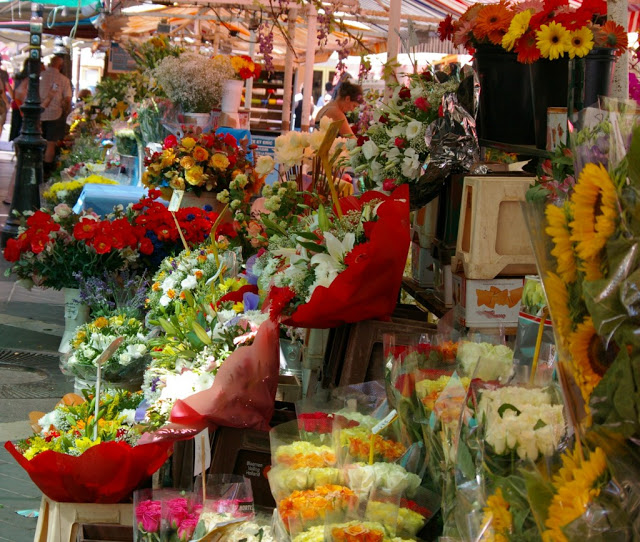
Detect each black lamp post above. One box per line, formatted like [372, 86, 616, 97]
[1, 3, 46, 247]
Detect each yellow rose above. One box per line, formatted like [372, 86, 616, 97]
[210, 153, 230, 170]
[180, 156, 196, 169]
[181, 137, 197, 151]
[185, 165, 205, 186]
[170, 176, 186, 190]
[160, 149, 175, 168]
[192, 146, 209, 162]
[142, 171, 151, 185]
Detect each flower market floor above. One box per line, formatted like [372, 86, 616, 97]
[0, 143, 73, 541]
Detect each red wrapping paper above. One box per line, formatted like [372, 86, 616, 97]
[4, 440, 172, 503]
[168, 318, 280, 433]
[267, 185, 410, 328]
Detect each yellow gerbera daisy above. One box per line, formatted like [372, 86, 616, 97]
[568, 317, 605, 405]
[502, 10, 533, 51]
[569, 163, 618, 262]
[568, 27, 594, 59]
[480, 488, 512, 542]
[543, 272, 572, 340]
[543, 447, 607, 542]
[545, 203, 577, 283]
[536, 22, 571, 60]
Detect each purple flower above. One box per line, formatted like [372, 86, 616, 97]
[135, 400, 149, 422]
[243, 292, 260, 311]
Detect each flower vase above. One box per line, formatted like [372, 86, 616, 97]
[220, 79, 244, 127]
[59, 287, 90, 355]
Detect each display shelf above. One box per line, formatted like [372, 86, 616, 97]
[479, 139, 552, 158]
[250, 70, 289, 133]
[401, 277, 448, 319]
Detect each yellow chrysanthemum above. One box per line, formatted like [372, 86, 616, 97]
[543, 272, 572, 340]
[569, 163, 618, 262]
[568, 27, 594, 58]
[568, 317, 604, 406]
[543, 447, 607, 542]
[545, 203, 577, 283]
[502, 9, 533, 51]
[480, 488, 512, 542]
[536, 22, 571, 60]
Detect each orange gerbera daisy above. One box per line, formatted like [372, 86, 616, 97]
[596, 21, 628, 55]
[475, 3, 512, 45]
[514, 30, 541, 63]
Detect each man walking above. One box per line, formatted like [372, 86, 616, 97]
[39, 55, 71, 180]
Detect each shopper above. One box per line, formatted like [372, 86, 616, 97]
[314, 80, 362, 137]
[0, 68, 10, 139]
[9, 60, 29, 143]
[39, 55, 72, 180]
[316, 82, 334, 109]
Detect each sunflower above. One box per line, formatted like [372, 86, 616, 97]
[514, 30, 541, 63]
[545, 202, 577, 283]
[475, 3, 512, 45]
[543, 447, 607, 542]
[568, 317, 606, 405]
[536, 22, 571, 59]
[480, 488, 512, 542]
[595, 21, 628, 55]
[579, 255, 603, 281]
[569, 163, 618, 262]
[568, 27, 594, 58]
[502, 10, 533, 51]
[543, 272, 572, 340]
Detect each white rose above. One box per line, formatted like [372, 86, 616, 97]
[255, 155, 275, 176]
[119, 352, 133, 365]
[126, 343, 147, 359]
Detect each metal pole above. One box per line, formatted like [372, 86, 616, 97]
[301, 4, 317, 132]
[1, 2, 45, 247]
[281, 8, 297, 132]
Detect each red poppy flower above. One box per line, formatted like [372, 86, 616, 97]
[3, 238, 22, 262]
[139, 237, 154, 255]
[92, 235, 112, 254]
[29, 234, 50, 254]
[73, 219, 100, 240]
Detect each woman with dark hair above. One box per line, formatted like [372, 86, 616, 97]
[314, 80, 362, 137]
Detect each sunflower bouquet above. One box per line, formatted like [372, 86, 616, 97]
[142, 132, 259, 198]
[437, 0, 628, 63]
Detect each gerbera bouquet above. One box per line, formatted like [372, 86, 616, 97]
[152, 53, 234, 113]
[347, 70, 458, 190]
[229, 55, 262, 80]
[258, 186, 410, 328]
[438, 0, 627, 63]
[63, 313, 150, 384]
[2, 205, 144, 290]
[4, 389, 172, 503]
[142, 132, 259, 198]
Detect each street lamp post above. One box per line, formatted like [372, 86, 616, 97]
[1, 3, 46, 247]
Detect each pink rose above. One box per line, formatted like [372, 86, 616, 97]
[167, 498, 190, 529]
[53, 203, 72, 219]
[177, 515, 199, 541]
[135, 499, 161, 533]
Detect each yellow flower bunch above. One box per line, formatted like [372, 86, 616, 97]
[479, 489, 513, 542]
[228, 55, 261, 80]
[43, 175, 118, 204]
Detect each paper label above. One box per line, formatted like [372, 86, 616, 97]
[193, 428, 211, 477]
[372, 409, 398, 435]
[168, 189, 184, 212]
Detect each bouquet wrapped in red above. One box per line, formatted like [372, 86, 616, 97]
[259, 185, 410, 328]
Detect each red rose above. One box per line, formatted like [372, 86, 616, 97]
[394, 137, 406, 149]
[438, 104, 444, 117]
[382, 178, 396, 191]
[3, 238, 21, 262]
[163, 135, 178, 149]
[414, 97, 429, 111]
[224, 133, 238, 147]
[356, 135, 369, 147]
[398, 86, 411, 100]
[379, 114, 389, 124]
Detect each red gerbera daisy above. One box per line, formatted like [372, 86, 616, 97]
[515, 30, 542, 63]
[437, 14, 455, 41]
[596, 21, 628, 55]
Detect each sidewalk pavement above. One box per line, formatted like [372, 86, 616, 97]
[0, 145, 73, 541]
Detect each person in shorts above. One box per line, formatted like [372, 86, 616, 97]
[39, 55, 72, 179]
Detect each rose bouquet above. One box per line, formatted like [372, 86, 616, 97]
[152, 53, 234, 113]
[348, 70, 458, 191]
[142, 132, 259, 198]
[438, 0, 627, 63]
[134, 489, 202, 542]
[63, 313, 150, 384]
[5, 389, 172, 503]
[2, 206, 144, 290]
[259, 186, 410, 328]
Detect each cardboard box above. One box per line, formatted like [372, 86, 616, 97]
[453, 272, 524, 328]
[433, 260, 453, 307]
[411, 239, 435, 288]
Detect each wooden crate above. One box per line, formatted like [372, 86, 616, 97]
[455, 176, 537, 279]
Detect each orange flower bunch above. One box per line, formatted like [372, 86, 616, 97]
[275, 443, 337, 469]
[230, 55, 262, 80]
[330, 522, 385, 542]
[279, 484, 357, 530]
[347, 434, 407, 463]
[437, 0, 627, 64]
